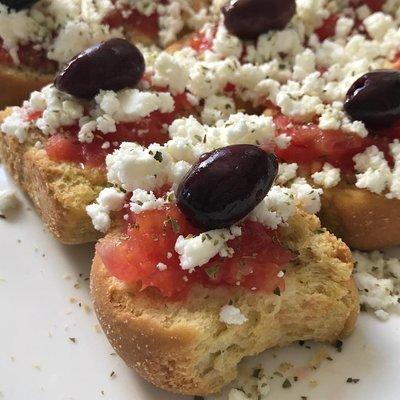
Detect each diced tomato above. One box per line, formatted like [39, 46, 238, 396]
[97, 205, 293, 298]
[363, 0, 385, 12]
[45, 134, 84, 164]
[190, 31, 213, 55]
[104, 9, 159, 40]
[45, 92, 194, 167]
[315, 14, 338, 41]
[27, 110, 43, 122]
[0, 39, 57, 72]
[273, 114, 400, 172]
[0, 42, 12, 65]
[393, 53, 400, 70]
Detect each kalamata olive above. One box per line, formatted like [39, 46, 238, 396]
[176, 144, 278, 230]
[54, 38, 145, 99]
[344, 69, 400, 129]
[0, 0, 37, 10]
[222, 0, 296, 40]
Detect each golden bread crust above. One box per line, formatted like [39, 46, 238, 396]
[318, 180, 400, 250]
[91, 210, 359, 396]
[0, 64, 52, 108]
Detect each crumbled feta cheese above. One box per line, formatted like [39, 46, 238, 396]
[175, 226, 242, 271]
[0, 107, 30, 143]
[354, 145, 392, 195]
[219, 305, 247, 325]
[276, 163, 298, 185]
[129, 189, 167, 213]
[353, 250, 400, 319]
[363, 12, 394, 40]
[152, 52, 189, 94]
[201, 95, 236, 125]
[86, 187, 125, 232]
[335, 16, 354, 39]
[311, 163, 341, 188]
[0, 189, 18, 215]
[106, 142, 172, 191]
[249, 186, 297, 229]
[212, 24, 242, 58]
[290, 178, 323, 214]
[156, 262, 168, 271]
[86, 204, 112, 233]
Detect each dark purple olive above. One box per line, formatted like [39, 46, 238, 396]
[344, 69, 400, 129]
[222, 0, 296, 40]
[54, 38, 145, 99]
[0, 0, 37, 10]
[176, 144, 278, 230]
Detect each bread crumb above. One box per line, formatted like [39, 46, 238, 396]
[308, 346, 330, 370]
[83, 304, 92, 314]
[308, 380, 318, 388]
[228, 366, 270, 400]
[278, 362, 293, 373]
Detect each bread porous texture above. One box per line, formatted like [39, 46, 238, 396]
[91, 209, 359, 396]
[0, 109, 105, 243]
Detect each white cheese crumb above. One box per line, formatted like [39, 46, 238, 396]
[0, 189, 19, 215]
[152, 52, 189, 94]
[156, 262, 168, 271]
[219, 305, 247, 325]
[374, 309, 390, 321]
[311, 163, 341, 188]
[86, 187, 125, 232]
[129, 189, 167, 214]
[106, 142, 172, 192]
[175, 226, 242, 271]
[249, 186, 297, 229]
[1, 107, 30, 143]
[354, 145, 392, 195]
[353, 250, 400, 319]
[290, 178, 323, 214]
[363, 12, 394, 40]
[276, 163, 298, 185]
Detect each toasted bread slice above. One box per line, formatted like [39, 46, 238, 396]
[91, 209, 359, 396]
[0, 64, 53, 108]
[0, 0, 211, 108]
[318, 180, 400, 251]
[0, 110, 105, 243]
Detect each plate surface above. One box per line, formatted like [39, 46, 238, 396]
[1, 164, 400, 400]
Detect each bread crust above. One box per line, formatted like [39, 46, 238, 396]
[0, 64, 52, 108]
[318, 180, 400, 250]
[91, 210, 359, 396]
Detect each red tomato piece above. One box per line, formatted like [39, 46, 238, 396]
[45, 93, 194, 167]
[363, 0, 385, 12]
[104, 9, 159, 40]
[190, 31, 213, 54]
[45, 134, 84, 164]
[97, 205, 293, 298]
[273, 115, 400, 172]
[315, 14, 339, 41]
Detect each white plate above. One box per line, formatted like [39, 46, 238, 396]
[1, 164, 400, 400]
